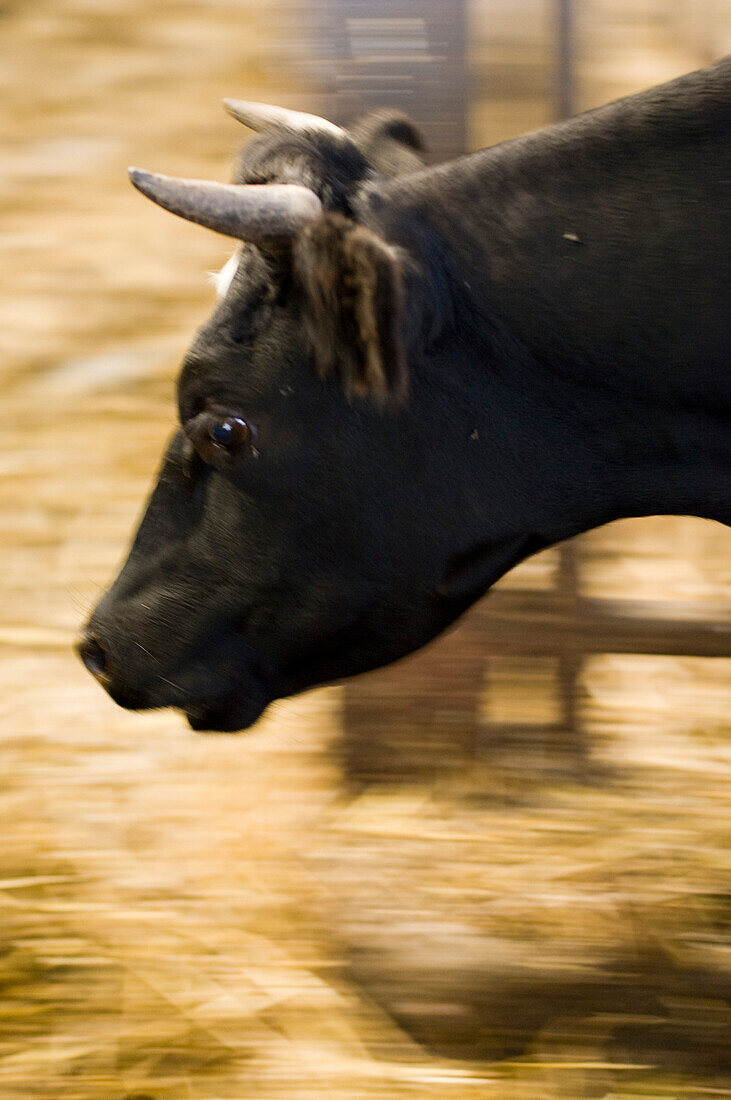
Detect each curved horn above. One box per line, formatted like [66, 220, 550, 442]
[223, 99, 348, 143]
[128, 168, 322, 242]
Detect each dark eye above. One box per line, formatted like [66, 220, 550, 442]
[208, 415, 251, 449]
[186, 407, 255, 467]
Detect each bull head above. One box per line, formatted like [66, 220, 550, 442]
[78, 65, 731, 731]
[77, 100, 587, 731]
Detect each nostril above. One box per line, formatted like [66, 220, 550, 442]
[77, 634, 111, 683]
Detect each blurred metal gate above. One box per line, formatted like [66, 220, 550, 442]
[307, 0, 468, 160]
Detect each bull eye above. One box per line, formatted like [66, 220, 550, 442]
[184, 406, 256, 468]
[209, 415, 250, 449]
[184, 408, 256, 468]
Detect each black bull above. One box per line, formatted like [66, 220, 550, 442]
[79, 61, 730, 733]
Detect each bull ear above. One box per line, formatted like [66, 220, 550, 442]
[349, 110, 427, 177]
[293, 214, 407, 405]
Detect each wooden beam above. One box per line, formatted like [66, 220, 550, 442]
[472, 590, 731, 658]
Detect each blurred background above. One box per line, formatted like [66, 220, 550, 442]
[1, 2, 730, 1097]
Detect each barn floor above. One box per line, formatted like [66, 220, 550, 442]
[2, 2, 730, 1097]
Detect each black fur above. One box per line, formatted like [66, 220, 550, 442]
[234, 130, 369, 215]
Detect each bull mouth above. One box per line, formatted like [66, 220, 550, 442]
[146, 627, 282, 732]
[181, 659, 276, 733]
[183, 692, 270, 733]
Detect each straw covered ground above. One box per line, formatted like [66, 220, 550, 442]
[2, 2, 730, 1097]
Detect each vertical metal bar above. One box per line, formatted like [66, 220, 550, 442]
[556, 0, 575, 119]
